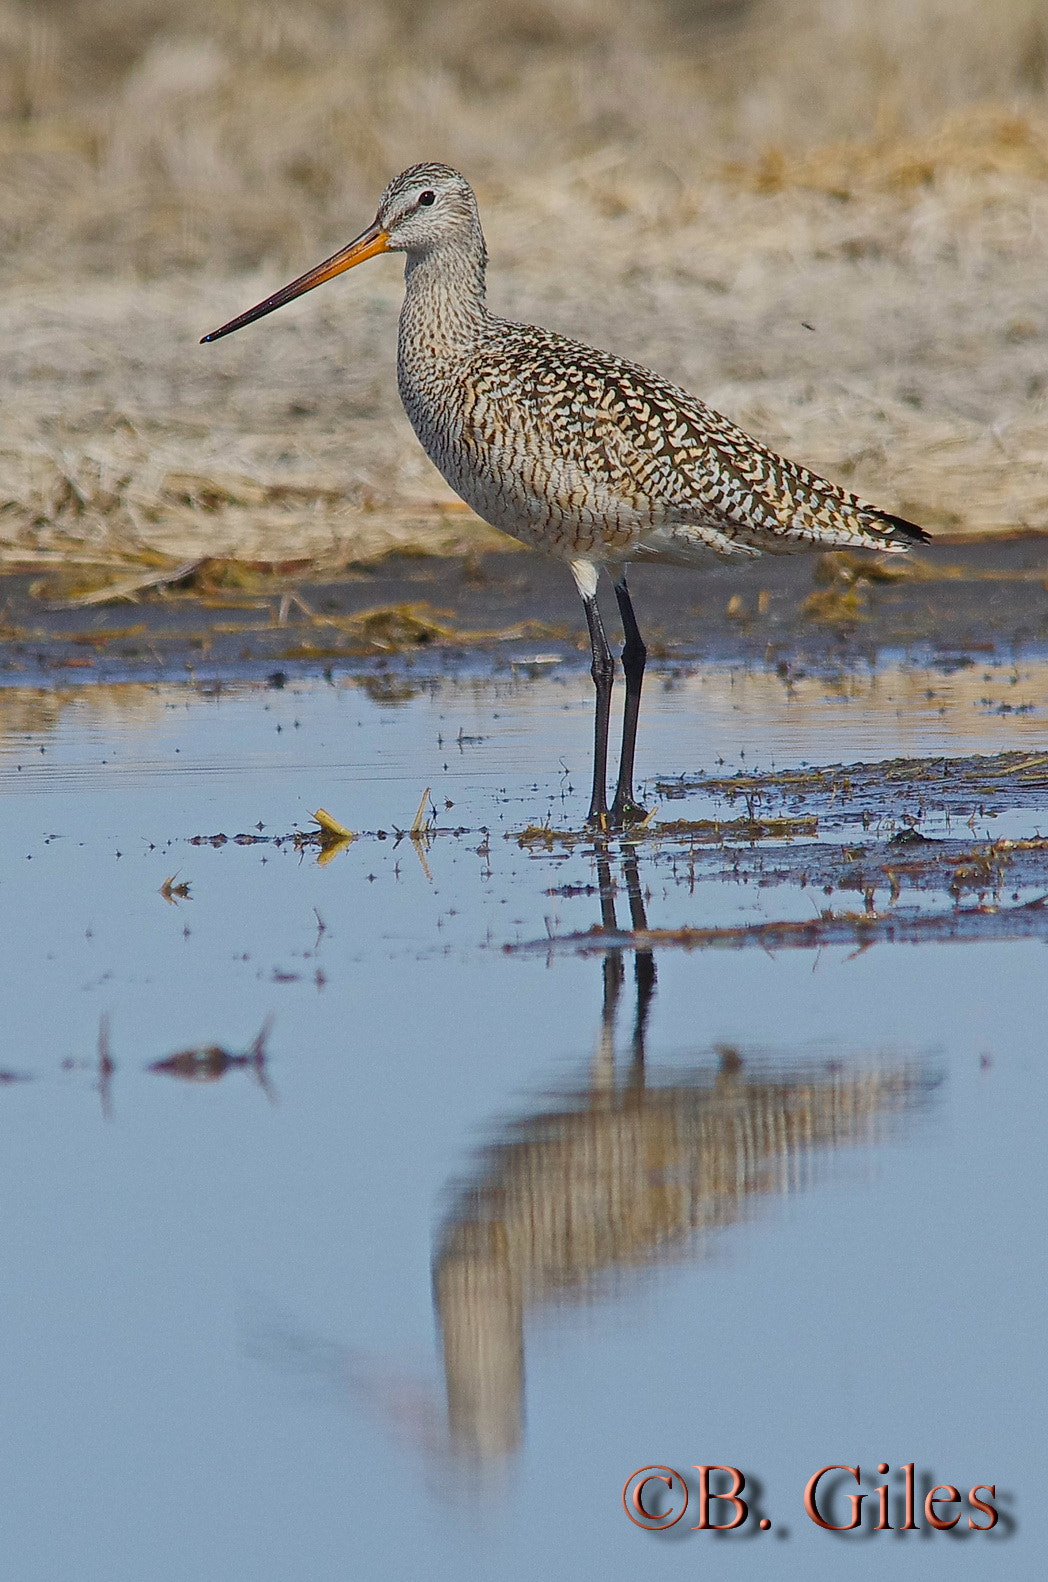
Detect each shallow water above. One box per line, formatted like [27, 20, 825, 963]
[0, 657, 1044, 1580]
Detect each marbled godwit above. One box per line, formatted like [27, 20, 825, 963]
[204, 163, 928, 827]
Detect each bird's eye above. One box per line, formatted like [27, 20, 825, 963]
[418, 190, 435, 206]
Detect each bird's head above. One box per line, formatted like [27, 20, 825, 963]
[201, 163, 480, 344]
[376, 163, 481, 253]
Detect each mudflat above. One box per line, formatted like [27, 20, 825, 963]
[0, 538, 1045, 682]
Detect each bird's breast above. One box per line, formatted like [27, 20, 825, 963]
[396, 353, 652, 561]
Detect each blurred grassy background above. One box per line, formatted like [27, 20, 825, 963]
[3, 0, 1048, 565]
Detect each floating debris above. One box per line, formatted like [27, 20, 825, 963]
[159, 873, 192, 903]
[410, 787, 434, 837]
[311, 807, 355, 841]
[656, 834, 1048, 905]
[148, 1017, 275, 1099]
[307, 807, 356, 866]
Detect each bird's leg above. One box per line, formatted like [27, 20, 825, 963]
[610, 573, 648, 826]
[621, 848, 656, 1085]
[581, 592, 614, 827]
[593, 846, 624, 1087]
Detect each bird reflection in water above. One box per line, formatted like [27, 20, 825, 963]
[433, 845, 934, 1462]
[242, 852, 934, 1472]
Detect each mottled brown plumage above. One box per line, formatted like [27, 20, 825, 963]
[204, 161, 929, 826]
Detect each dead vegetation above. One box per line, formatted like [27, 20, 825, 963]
[657, 750, 1048, 814]
[515, 895, 1048, 954]
[4, 0, 1048, 565]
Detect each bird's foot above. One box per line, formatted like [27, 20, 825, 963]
[609, 795, 649, 829]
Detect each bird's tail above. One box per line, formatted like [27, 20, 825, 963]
[871, 510, 931, 549]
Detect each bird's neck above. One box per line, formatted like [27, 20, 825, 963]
[399, 234, 490, 366]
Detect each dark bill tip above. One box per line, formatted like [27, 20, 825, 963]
[200, 224, 390, 345]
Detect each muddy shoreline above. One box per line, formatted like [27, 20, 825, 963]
[1, 537, 1047, 687]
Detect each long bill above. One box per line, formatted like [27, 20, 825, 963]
[201, 222, 391, 343]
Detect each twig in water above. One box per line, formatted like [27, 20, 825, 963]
[410, 787, 432, 836]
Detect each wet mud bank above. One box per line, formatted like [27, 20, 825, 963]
[0, 536, 1046, 686]
[3, 534, 1047, 953]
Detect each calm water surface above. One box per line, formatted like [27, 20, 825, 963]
[0, 658, 1044, 1580]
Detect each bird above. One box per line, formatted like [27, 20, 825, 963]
[203, 162, 929, 829]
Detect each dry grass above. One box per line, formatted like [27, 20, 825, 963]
[3, 0, 1048, 564]
[4, 0, 1048, 277]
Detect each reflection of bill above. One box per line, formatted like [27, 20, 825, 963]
[433, 849, 938, 1461]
